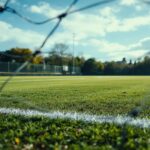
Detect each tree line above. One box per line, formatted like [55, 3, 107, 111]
[0, 43, 150, 75]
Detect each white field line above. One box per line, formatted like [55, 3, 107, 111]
[0, 107, 150, 128]
[0, 78, 86, 83]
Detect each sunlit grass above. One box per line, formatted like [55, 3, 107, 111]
[0, 76, 149, 116]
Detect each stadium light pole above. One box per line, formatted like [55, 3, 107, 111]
[72, 33, 75, 75]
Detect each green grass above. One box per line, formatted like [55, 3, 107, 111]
[0, 76, 150, 149]
[0, 76, 150, 116]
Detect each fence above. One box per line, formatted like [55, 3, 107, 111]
[0, 62, 81, 75]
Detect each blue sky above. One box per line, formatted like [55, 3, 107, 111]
[0, 0, 150, 61]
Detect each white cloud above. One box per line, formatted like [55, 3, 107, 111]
[88, 37, 150, 60]
[0, 0, 6, 6]
[28, 2, 150, 39]
[130, 37, 150, 50]
[0, 21, 78, 50]
[107, 50, 146, 61]
[63, 14, 106, 37]
[0, 21, 44, 48]
[123, 16, 150, 30]
[99, 7, 119, 17]
[90, 39, 126, 53]
[120, 0, 148, 11]
[84, 54, 93, 59]
[0, 20, 149, 61]
[63, 13, 150, 38]
[135, 5, 143, 11]
[120, 0, 136, 6]
[29, 2, 64, 18]
[10, 0, 17, 4]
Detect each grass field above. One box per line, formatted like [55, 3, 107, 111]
[0, 76, 150, 116]
[0, 76, 150, 149]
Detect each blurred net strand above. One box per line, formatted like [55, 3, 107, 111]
[0, 0, 117, 92]
[39, 19, 62, 50]
[4, 0, 10, 7]
[0, 61, 29, 92]
[1, 0, 115, 25]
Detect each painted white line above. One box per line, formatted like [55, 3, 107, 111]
[0, 78, 86, 83]
[0, 108, 149, 128]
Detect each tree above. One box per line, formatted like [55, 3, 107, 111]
[82, 58, 104, 75]
[48, 43, 69, 66]
[122, 57, 127, 64]
[32, 55, 44, 64]
[129, 60, 132, 65]
[97, 61, 104, 72]
[134, 56, 150, 75]
[0, 48, 32, 63]
[104, 61, 116, 75]
[0, 48, 44, 64]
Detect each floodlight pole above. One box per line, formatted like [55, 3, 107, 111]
[72, 33, 75, 75]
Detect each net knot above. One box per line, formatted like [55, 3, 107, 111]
[58, 13, 67, 20]
[0, 6, 5, 13]
[33, 50, 41, 57]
